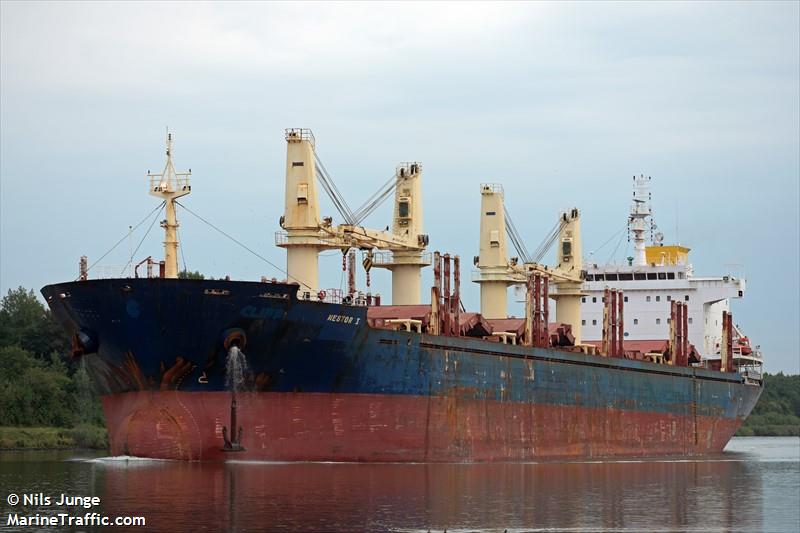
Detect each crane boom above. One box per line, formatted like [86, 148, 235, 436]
[320, 224, 424, 252]
[515, 261, 584, 284]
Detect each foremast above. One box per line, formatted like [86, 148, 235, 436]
[147, 132, 191, 279]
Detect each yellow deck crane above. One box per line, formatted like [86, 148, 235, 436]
[275, 129, 429, 303]
[473, 183, 585, 344]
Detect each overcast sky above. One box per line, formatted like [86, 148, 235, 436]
[1, 1, 798, 373]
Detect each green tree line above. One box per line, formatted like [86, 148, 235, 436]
[736, 372, 800, 436]
[0, 287, 106, 448]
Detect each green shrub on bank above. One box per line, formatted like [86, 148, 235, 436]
[0, 346, 103, 428]
[737, 425, 799, 437]
[68, 423, 109, 449]
[0, 426, 107, 450]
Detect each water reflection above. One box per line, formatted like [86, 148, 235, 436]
[94, 456, 763, 532]
[2, 438, 797, 532]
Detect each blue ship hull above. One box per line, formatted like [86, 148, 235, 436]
[41, 278, 762, 461]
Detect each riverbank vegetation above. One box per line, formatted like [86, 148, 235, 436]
[0, 425, 107, 450]
[736, 373, 800, 436]
[0, 285, 797, 448]
[0, 287, 106, 449]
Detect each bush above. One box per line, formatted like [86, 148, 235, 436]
[0, 346, 74, 427]
[70, 366, 105, 426]
[0, 289, 109, 450]
[0, 426, 108, 449]
[69, 424, 108, 449]
[736, 373, 800, 436]
[0, 287, 69, 360]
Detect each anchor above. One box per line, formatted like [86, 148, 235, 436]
[221, 390, 245, 452]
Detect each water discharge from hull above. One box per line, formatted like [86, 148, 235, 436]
[222, 346, 248, 452]
[225, 346, 249, 393]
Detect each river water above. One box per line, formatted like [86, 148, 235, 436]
[1, 437, 798, 532]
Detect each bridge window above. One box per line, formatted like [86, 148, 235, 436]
[667, 272, 675, 279]
[647, 273, 657, 280]
[619, 273, 633, 281]
[634, 273, 647, 280]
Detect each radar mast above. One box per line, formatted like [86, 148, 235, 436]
[628, 175, 654, 267]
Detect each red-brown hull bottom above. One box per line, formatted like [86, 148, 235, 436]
[102, 391, 742, 462]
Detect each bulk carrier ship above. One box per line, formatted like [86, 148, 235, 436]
[41, 129, 763, 461]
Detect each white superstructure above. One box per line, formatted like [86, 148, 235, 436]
[580, 261, 744, 356]
[513, 175, 763, 376]
[580, 176, 762, 370]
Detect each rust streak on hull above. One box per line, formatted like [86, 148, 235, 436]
[104, 391, 745, 462]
